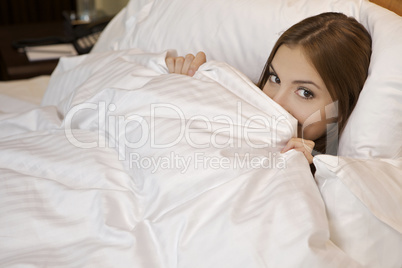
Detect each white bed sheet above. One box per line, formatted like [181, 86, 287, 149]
[0, 49, 362, 267]
[0, 75, 50, 113]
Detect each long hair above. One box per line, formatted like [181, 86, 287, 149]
[258, 12, 372, 154]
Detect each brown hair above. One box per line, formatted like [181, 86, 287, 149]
[258, 12, 372, 154]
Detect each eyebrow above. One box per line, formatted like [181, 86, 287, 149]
[269, 64, 321, 90]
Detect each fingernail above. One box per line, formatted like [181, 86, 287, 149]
[188, 70, 195, 76]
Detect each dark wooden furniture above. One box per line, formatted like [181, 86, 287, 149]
[0, 0, 76, 25]
[0, 22, 67, 80]
[371, 0, 402, 16]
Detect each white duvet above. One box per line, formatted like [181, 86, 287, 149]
[0, 49, 365, 267]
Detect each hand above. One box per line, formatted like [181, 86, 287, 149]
[165, 51, 206, 77]
[281, 138, 315, 164]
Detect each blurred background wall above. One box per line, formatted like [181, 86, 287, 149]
[95, 0, 129, 16]
[0, 0, 129, 25]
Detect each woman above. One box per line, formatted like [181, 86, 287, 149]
[166, 12, 372, 165]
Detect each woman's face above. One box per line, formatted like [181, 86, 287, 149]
[262, 44, 336, 141]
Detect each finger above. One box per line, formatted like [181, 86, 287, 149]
[188, 51, 206, 77]
[281, 140, 295, 154]
[302, 139, 315, 153]
[281, 138, 314, 153]
[305, 151, 314, 164]
[165, 57, 175, 74]
[298, 139, 314, 152]
[174, 57, 185, 74]
[182, 54, 195, 75]
[292, 138, 314, 151]
[292, 147, 314, 164]
[281, 138, 300, 153]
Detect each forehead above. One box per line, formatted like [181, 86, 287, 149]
[271, 45, 322, 82]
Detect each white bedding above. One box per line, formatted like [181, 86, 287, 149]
[0, 76, 49, 113]
[0, 49, 365, 267]
[1, 0, 402, 266]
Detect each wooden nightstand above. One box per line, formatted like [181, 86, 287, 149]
[0, 22, 66, 80]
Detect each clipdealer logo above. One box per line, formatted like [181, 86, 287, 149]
[129, 151, 287, 174]
[63, 101, 290, 159]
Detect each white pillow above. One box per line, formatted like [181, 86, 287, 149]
[92, 0, 362, 83]
[92, 0, 402, 159]
[92, 0, 153, 52]
[314, 155, 402, 267]
[339, 1, 402, 159]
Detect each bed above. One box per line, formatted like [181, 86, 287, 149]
[0, 0, 401, 267]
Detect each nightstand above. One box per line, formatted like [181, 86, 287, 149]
[0, 22, 66, 81]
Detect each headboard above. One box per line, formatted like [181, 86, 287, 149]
[371, 0, 402, 16]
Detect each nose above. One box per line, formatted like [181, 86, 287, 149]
[271, 87, 288, 109]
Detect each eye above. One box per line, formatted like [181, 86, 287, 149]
[295, 87, 314, 99]
[268, 73, 281, 84]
